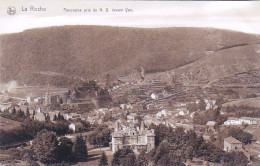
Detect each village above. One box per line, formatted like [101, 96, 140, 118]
[1, 69, 260, 166]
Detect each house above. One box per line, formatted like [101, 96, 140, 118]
[204, 99, 217, 110]
[224, 117, 259, 126]
[127, 113, 137, 122]
[224, 136, 251, 160]
[150, 93, 158, 100]
[34, 112, 46, 121]
[48, 111, 60, 121]
[64, 113, 80, 120]
[206, 121, 217, 132]
[224, 117, 240, 125]
[224, 136, 242, 152]
[156, 109, 170, 118]
[120, 104, 133, 110]
[69, 122, 84, 133]
[111, 121, 155, 153]
[240, 117, 258, 125]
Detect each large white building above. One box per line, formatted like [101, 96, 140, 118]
[224, 117, 259, 126]
[111, 121, 155, 153]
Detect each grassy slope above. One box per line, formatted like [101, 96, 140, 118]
[0, 26, 259, 86]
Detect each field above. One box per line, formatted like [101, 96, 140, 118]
[0, 116, 21, 131]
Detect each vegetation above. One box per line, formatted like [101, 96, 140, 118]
[148, 124, 248, 165]
[0, 117, 69, 146]
[88, 125, 112, 148]
[110, 125, 248, 166]
[32, 129, 59, 163]
[193, 108, 228, 125]
[223, 105, 260, 118]
[73, 135, 88, 161]
[219, 127, 253, 144]
[111, 147, 137, 166]
[99, 152, 108, 166]
[1, 26, 258, 86]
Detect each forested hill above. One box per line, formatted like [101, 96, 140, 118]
[0, 26, 259, 86]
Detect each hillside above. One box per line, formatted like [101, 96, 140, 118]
[223, 98, 260, 108]
[174, 44, 260, 85]
[0, 25, 259, 86]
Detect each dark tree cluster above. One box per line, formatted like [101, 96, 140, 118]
[0, 118, 69, 146]
[186, 98, 206, 113]
[193, 108, 227, 125]
[146, 124, 248, 165]
[32, 129, 88, 164]
[111, 147, 137, 166]
[221, 127, 253, 144]
[5, 130, 88, 164]
[88, 125, 112, 147]
[1, 107, 28, 122]
[223, 151, 248, 166]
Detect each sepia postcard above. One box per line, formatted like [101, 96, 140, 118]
[0, 0, 260, 166]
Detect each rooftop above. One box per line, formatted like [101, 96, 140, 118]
[224, 136, 242, 144]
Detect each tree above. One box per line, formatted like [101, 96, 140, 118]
[16, 109, 25, 118]
[73, 135, 88, 161]
[137, 150, 149, 166]
[223, 151, 248, 166]
[32, 129, 59, 163]
[25, 107, 30, 117]
[57, 113, 65, 121]
[120, 153, 137, 166]
[187, 103, 198, 112]
[198, 98, 206, 111]
[216, 97, 224, 110]
[154, 140, 172, 164]
[111, 147, 136, 166]
[58, 136, 74, 162]
[11, 107, 16, 114]
[53, 114, 57, 121]
[99, 152, 108, 166]
[89, 127, 112, 147]
[227, 128, 253, 144]
[185, 146, 194, 160]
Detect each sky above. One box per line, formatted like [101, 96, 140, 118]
[0, 1, 260, 34]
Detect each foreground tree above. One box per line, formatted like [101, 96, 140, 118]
[32, 129, 59, 163]
[58, 136, 74, 162]
[223, 151, 248, 166]
[111, 147, 136, 166]
[99, 151, 108, 166]
[73, 135, 88, 161]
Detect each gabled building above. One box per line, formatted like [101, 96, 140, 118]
[224, 136, 242, 152]
[206, 121, 217, 132]
[34, 112, 46, 121]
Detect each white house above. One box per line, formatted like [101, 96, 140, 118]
[156, 109, 169, 118]
[176, 108, 188, 116]
[224, 117, 240, 125]
[69, 122, 83, 133]
[120, 104, 133, 110]
[224, 117, 259, 126]
[151, 93, 158, 100]
[240, 117, 258, 125]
